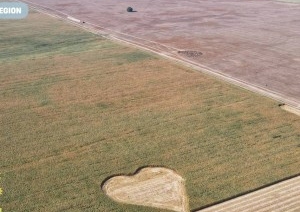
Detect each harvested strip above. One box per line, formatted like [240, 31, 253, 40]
[198, 176, 300, 212]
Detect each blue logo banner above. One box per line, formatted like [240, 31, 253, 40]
[0, 2, 28, 19]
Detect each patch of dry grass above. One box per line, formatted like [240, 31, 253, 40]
[0, 10, 299, 212]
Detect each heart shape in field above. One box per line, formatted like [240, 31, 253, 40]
[102, 167, 189, 212]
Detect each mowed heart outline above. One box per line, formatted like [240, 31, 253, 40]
[101, 166, 189, 212]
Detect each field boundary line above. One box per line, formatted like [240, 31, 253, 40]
[193, 173, 300, 211]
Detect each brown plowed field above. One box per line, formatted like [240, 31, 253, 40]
[22, 0, 300, 107]
[198, 175, 300, 212]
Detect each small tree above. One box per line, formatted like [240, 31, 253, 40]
[127, 7, 133, 12]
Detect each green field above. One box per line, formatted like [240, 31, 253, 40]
[277, 0, 300, 3]
[0, 10, 299, 212]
